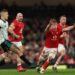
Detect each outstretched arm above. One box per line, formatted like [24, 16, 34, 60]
[62, 24, 75, 32]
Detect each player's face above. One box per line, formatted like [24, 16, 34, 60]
[49, 19, 57, 25]
[18, 14, 23, 22]
[60, 16, 67, 24]
[3, 12, 9, 20]
[53, 22, 57, 26]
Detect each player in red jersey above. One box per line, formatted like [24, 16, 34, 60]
[52, 16, 68, 71]
[8, 13, 28, 72]
[8, 13, 24, 51]
[37, 19, 62, 73]
[52, 15, 75, 71]
[0, 10, 32, 72]
[39, 17, 75, 73]
[36, 19, 57, 69]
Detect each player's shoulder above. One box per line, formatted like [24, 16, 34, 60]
[0, 19, 4, 23]
[0, 19, 8, 23]
[57, 23, 61, 26]
[57, 23, 63, 31]
[12, 19, 17, 23]
[6, 21, 8, 25]
[11, 19, 18, 26]
[6, 21, 8, 23]
[57, 23, 62, 28]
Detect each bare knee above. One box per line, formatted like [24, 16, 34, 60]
[10, 44, 23, 56]
[60, 50, 66, 56]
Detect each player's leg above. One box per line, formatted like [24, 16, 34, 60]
[40, 48, 57, 74]
[7, 41, 30, 71]
[0, 53, 6, 66]
[8, 39, 28, 64]
[1, 40, 29, 71]
[8, 41, 30, 64]
[0, 52, 11, 66]
[4, 40, 25, 60]
[1, 40, 26, 71]
[8, 51, 27, 72]
[36, 54, 47, 72]
[0, 53, 6, 61]
[11, 41, 31, 68]
[12, 41, 24, 53]
[37, 55, 46, 67]
[36, 47, 48, 72]
[52, 44, 66, 71]
[16, 55, 26, 72]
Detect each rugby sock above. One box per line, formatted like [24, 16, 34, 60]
[42, 60, 49, 70]
[17, 63, 22, 67]
[20, 55, 31, 65]
[17, 63, 23, 69]
[37, 60, 45, 67]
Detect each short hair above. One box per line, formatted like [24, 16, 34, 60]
[0, 9, 8, 13]
[49, 18, 57, 23]
[60, 15, 66, 19]
[16, 12, 23, 18]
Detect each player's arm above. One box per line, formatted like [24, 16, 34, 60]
[62, 24, 75, 32]
[8, 23, 20, 38]
[44, 24, 51, 33]
[60, 31, 70, 48]
[0, 21, 4, 28]
[61, 25, 75, 38]
[60, 32, 68, 38]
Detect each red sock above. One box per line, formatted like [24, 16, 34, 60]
[17, 64, 22, 68]
[42, 60, 49, 70]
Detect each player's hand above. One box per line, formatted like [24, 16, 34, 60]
[11, 33, 20, 39]
[60, 34, 64, 38]
[60, 32, 67, 38]
[15, 35, 20, 39]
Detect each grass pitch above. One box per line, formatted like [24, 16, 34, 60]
[0, 69, 75, 75]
